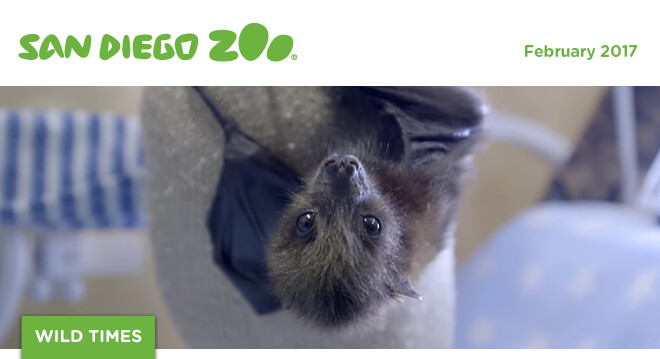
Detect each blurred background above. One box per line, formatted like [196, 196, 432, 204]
[0, 87, 658, 348]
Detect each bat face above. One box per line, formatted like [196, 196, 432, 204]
[267, 154, 407, 328]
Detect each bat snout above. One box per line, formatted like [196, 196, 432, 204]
[324, 155, 361, 179]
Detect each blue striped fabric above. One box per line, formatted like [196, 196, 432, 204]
[0, 109, 145, 229]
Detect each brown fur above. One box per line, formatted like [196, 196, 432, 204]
[266, 87, 485, 329]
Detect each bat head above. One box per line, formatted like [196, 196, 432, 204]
[267, 153, 419, 329]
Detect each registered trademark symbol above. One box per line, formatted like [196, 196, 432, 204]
[291, 54, 297, 60]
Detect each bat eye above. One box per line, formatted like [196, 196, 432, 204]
[296, 211, 316, 235]
[363, 216, 381, 236]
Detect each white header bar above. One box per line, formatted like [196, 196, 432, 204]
[0, 0, 657, 85]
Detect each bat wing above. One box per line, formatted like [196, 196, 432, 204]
[356, 87, 486, 166]
[197, 87, 301, 315]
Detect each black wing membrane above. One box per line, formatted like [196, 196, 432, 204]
[197, 86, 301, 314]
[356, 87, 486, 167]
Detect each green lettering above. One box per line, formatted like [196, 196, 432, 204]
[545, 45, 553, 57]
[100, 34, 120, 60]
[266, 35, 293, 61]
[122, 35, 131, 59]
[175, 33, 198, 60]
[153, 34, 174, 60]
[64, 35, 91, 58]
[238, 23, 268, 61]
[133, 34, 152, 60]
[39, 34, 64, 60]
[18, 34, 39, 60]
[209, 30, 238, 62]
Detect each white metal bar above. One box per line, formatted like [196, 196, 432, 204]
[612, 86, 639, 205]
[486, 110, 572, 168]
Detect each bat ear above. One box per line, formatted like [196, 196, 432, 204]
[392, 278, 423, 301]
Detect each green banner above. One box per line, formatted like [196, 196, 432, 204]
[21, 316, 155, 359]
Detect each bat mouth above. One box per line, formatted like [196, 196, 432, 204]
[284, 281, 377, 328]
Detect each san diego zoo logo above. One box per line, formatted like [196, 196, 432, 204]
[18, 23, 297, 62]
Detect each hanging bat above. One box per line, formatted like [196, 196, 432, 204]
[265, 87, 485, 329]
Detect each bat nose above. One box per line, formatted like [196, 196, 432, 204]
[324, 155, 360, 178]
